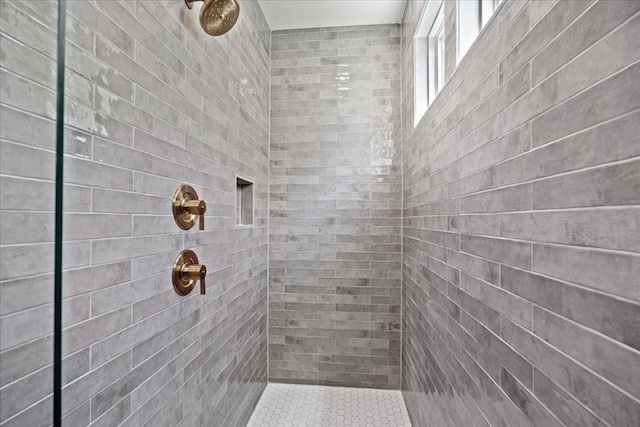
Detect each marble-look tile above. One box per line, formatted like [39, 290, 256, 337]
[1, 0, 269, 425]
[401, 1, 640, 426]
[269, 24, 402, 390]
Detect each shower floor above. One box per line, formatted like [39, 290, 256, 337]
[247, 383, 412, 427]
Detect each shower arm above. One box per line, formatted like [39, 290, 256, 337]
[184, 0, 201, 9]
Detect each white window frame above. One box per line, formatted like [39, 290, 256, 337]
[457, 0, 502, 63]
[414, 0, 445, 126]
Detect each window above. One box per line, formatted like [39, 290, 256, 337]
[414, 0, 445, 126]
[457, 0, 502, 62]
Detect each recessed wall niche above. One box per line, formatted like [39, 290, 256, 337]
[236, 176, 254, 226]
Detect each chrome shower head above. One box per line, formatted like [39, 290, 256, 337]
[185, 0, 240, 36]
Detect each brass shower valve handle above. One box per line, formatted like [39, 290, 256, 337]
[172, 185, 206, 230]
[179, 199, 206, 230]
[182, 264, 207, 295]
[172, 250, 207, 296]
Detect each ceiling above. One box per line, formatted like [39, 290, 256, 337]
[258, 0, 408, 31]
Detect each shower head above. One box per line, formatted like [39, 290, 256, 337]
[185, 0, 240, 36]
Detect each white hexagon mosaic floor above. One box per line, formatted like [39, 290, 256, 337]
[247, 383, 412, 427]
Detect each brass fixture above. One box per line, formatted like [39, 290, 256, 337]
[172, 250, 207, 296]
[172, 184, 206, 230]
[185, 0, 240, 36]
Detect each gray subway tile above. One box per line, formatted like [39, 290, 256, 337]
[533, 306, 640, 397]
[460, 183, 531, 214]
[500, 110, 640, 185]
[500, 208, 640, 252]
[532, 60, 640, 146]
[532, 243, 640, 302]
[501, 318, 640, 427]
[461, 234, 532, 270]
[532, 159, 640, 210]
[532, 369, 607, 427]
[501, 265, 640, 351]
[402, 1, 640, 425]
[501, 367, 562, 427]
[532, 1, 640, 86]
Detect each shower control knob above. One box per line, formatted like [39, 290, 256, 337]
[172, 250, 207, 296]
[182, 264, 207, 294]
[172, 185, 207, 230]
[182, 199, 206, 230]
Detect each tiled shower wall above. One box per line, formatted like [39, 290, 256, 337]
[401, 1, 640, 426]
[1, 0, 270, 425]
[268, 25, 403, 389]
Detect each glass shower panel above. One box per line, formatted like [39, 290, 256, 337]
[59, 2, 192, 425]
[59, 0, 271, 424]
[59, 1, 137, 424]
[0, 0, 60, 425]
